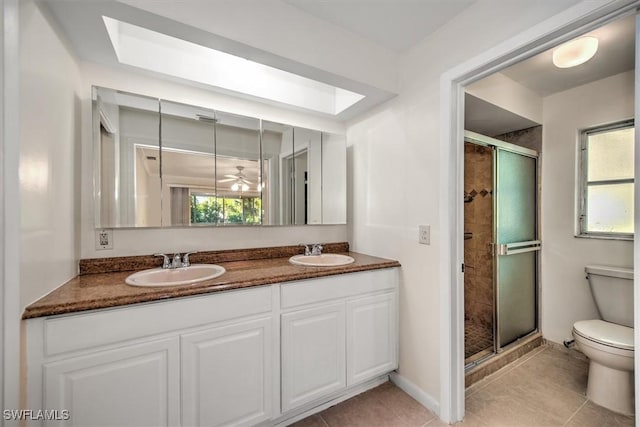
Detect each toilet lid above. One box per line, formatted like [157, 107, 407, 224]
[573, 319, 634, 350]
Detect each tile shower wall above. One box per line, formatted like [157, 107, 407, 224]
[494, 125, 542, 153]
[464, 142, 494, 359]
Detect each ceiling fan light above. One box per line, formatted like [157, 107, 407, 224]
[242, 183, 249, 192]
[552, 36, 598, 68]
[231, 183, 239, 191]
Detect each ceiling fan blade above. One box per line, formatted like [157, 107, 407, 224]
[218, 178, 236, 183]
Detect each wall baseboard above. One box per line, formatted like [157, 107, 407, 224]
[389, 371, 440, 417]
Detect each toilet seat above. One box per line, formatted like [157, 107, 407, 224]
[573, 319, 634, 351]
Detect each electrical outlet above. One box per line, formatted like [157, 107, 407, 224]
[96, 229, 113, 250]
[419, 225, 430, 245]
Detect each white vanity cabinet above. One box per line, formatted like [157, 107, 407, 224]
[346, 292, 397, 386]
[280, 268, 398, 413]
[43, 337, 180, 427]
[26, 267, 398, 426]
[181, 316, 273, 427]
[281, 302, 346, 412]
[26, 286, 274, 427]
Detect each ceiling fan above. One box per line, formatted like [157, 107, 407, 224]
[219, 166, 253, 191]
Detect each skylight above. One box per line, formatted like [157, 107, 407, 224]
[103, 16, 365, 115]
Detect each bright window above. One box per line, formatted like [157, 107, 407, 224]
[190, 194, 262, 225]
[578, 120, 634, 239]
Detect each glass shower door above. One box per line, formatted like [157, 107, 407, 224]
[495, 148, 539, 349]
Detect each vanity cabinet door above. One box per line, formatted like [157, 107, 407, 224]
[43, 337, 180, 427]
[281, 302, 346, 412]
[181, 317, 273, 427]
[346, 292, 398, 386]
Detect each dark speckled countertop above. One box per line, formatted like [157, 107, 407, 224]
[23, 243, 400, 319]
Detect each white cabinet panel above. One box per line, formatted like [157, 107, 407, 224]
[347, 292, 397, 386]
[181, 317, 272, 427]
[43, 338, 179, 427]
[281, 302, 346, 412]
[44, 286, 271, 357]
[280, 269, 397, 309]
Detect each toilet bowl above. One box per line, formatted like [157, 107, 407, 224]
[572, 265, 634, 415]
[573, 319, 634, 415]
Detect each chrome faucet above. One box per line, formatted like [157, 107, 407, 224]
[154, 251, 198, 269]
[182, 251, 198, 267]
[154, 253, 173, 269]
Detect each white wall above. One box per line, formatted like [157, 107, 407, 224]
[20, 0, 82, 308]
[3, 0, 21, 414]
[79, 62, 347, 258]
[541, 71, 634, 344]
[347, 0, 582, 407]
[466, 72, 543, 123]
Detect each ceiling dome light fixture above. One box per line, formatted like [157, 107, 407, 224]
[552, 36, 599, 68]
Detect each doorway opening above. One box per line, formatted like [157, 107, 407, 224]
[439, 2, 640, 423]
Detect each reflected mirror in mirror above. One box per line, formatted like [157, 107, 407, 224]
[94, 87, 161, 227]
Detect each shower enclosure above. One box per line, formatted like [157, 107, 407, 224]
[463, 130, 540, 368]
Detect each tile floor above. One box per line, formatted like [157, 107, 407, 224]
[292, 345, 635, 427]
[464, 320, 493, 360]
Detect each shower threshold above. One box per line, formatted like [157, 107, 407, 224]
[464, 332, 542, 387]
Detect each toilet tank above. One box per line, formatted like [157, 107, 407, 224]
[585, 265, 634, 328]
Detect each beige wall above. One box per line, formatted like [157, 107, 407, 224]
[541, 71, 634, 344]
[20, 0, 82, 308]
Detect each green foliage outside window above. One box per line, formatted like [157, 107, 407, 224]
[190, 194, 261, 225]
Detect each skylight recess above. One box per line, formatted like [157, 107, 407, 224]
[103, 16, 364, 115]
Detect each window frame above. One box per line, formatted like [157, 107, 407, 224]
[577, 119, 635, 240]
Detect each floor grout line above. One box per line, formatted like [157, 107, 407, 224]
[318, 414, 330, 427]
[562, 399, 588, 426]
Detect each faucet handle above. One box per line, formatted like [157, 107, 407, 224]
[311, 243, 323, 255]
[300, 244, 311, 256]
[182, 251, 198, 268]
[154, 253, 171, 269]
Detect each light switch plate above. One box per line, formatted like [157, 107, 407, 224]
[419, 225, 430, 245]
[96, 229, 113, 250]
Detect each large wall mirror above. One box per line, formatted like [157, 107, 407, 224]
[93, 87, 346, 228]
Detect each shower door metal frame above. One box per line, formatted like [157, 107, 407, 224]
[464, 130, 540, 356]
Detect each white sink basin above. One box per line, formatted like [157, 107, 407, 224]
[289, 254, 355, 267]
[125, 264, 226, 287]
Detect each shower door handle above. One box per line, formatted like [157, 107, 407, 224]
[495, 240, 541, 256]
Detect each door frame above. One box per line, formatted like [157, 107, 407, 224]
[438, 1, 640, 423]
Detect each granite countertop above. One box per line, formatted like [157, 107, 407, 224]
[23, 245, 400, 319]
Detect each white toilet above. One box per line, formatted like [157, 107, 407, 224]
[572, 265, 634, 415]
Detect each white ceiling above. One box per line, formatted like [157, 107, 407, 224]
[501, 14, 635, 97]
[40, 0, 482, 120]
[466, 14, 635, 136]
[41, 0, 630, 126]
[283, 0, 477, 52]
[138, 147, 262, 194]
